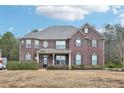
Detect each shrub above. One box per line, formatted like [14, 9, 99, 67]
[46, 65, 54, 70]
[105, 60, 123, 68]
[7, 61, 39, 70]
[47, 65, 69, 70]
[47, 65, 104, 70]
[83, 65, 104, 70]
[71, 65, 84, 70]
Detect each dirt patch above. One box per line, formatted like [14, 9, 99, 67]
[0, 70, 124, 88]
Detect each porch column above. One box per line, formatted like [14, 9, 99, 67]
[69, 51, 71, 69]
[36, 53, 39, 63]
[53, 53, 55, 66]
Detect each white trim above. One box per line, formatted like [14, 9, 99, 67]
[26, 39, 31, 48]
[75, 54, 81, 65]
[84, 26, 88, 33]
[103, 40, 105, 65]
[70, 29, 86, 38]
[91, 53, 97, 65]
[25, 52, 31, 61]
[53, 53, 55, 66]
[35, 40, 40, 49]
[69, 51, 71, 69]
[36, 53, 39, 63]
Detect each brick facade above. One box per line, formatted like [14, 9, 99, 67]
[19, 23, 105, 68]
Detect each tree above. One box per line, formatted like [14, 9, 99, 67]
[104, 24, 115, 62]
[104, 24, 124, 65]
[0, 32, 19, 61]
[115, 25, 124, 64]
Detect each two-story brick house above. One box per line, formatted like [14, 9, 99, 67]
[19, 23, 105, 69]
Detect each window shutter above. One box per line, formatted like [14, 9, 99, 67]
[81, 40, 83, 46]
[90, 40, 92, 47]
[74, 55, 76, 65]
[97, 40, 98, 47]
[81, 55, 83, 65]
[75, 39, 76, 47]
[97, 55, 99, 65]
[90, 55, 92, 65]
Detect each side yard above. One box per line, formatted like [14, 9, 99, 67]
[0, 70, 124, 88]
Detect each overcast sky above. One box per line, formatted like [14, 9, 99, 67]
[0, 5, 124, 37]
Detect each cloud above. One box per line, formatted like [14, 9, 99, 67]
[35, 5, 124, 27]
[8, 27, 14, 31]
[111, 5, 121, 14]
[119, 13, 124, 26]
[36, 5, 110, 21]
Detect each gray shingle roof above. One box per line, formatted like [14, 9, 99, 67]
[21, 26, 78, 39]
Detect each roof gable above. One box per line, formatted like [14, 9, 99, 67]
[70, 29, 86, 38]
[81, 23, 103, 38]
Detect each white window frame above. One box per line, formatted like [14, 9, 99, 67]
[91, 53, 97, 65]
[26, 39, 31, 48]
[35, 40, 39, 49]
[21, 40, 24, 45]
[25, 52, 31, 61]
[76, 39, 81, 47]
[56, 41, 66, 49]
[92, 38, 97, 47]
[56, 55, 66, 65]
[84, 26, 88, 33]
[75, 54, 81, 65]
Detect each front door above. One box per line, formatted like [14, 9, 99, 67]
[43, 57, 48, 68]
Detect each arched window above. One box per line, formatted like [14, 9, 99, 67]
[75, 52, 81, 65]
[91, 53, 97, 65]
[84, 26, 88, 33]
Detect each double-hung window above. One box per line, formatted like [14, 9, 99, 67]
[75, 54, 81, 65]
[25, 52, 31, 61]
[56, 41, 66, 49]
[91, 53, 97, 65]
[56, 55, 66, 65]
[35, 40, 39, 49]
[92, 38, 97, 47]
[76, 39, 81, 47]
[26, 40, 31, 48]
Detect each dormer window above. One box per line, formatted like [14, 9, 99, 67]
[84, 26, 88, 33]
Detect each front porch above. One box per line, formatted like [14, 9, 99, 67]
[36, 49, 71, 69]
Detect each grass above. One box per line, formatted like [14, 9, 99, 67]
[0, 70, 124, 88]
